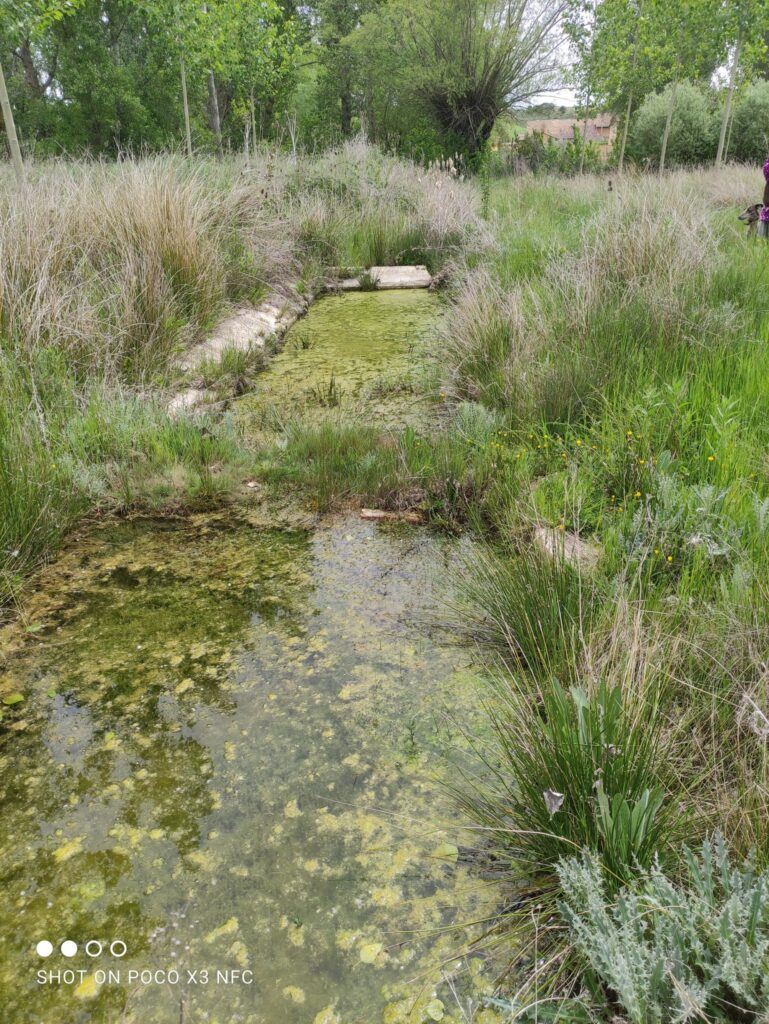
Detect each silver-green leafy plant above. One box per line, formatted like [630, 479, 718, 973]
[558, 834, 769, 1023]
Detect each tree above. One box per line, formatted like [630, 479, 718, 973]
[714, 0, 769, 166]
[729, 78, 769, 162]
[628, 80, 718, 167]
[565, 0, 657, 172]
[643, 0, 725, 173]
[352, 0, 566, 159]
[0, 0, 85, 180]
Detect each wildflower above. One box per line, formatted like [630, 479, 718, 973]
[638, 459, 645, 465]
[654, 548, 660, 554]
[707, 455, 715, 462]
[666, 555, 673, 563]
[634, 491, 641, 498]
[557, 523, 565, 531]
[575, 439, 582, 446]
[625, 430, 633, 438]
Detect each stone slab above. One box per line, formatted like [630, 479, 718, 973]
[339, 265, 432, 291]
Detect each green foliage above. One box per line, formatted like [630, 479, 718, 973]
[3, 0, 298, 157]
[628, 81, 719, 167]
[559, 835, 769, 1023]
[730, 79, 769, 163]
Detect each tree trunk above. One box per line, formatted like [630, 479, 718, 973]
[250, 90, 257, 147]
[340, 89, 352, 137]
[0, 59, 24, 184]
[207, 70, 223, 159]
[724, 101, 735, 162]
[716, 31, 742, 167]
[659, 79, 677, 175]
[579, 95, 591, 174]
[618, 92, 633, 173]
[180, 56, 192, 157]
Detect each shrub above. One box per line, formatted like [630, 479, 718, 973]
[558, 835, 769, 1023]
[729, 80, 769, 165]
[628, 82, 718, 168]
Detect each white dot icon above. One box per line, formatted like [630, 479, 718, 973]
[60, 940, 78, 957]
[36, 941, 53, 958]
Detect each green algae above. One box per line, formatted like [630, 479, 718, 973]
[0, 513, 501, 1024]
[0, 288, 504, 1024]
[237, 289, 441, 437]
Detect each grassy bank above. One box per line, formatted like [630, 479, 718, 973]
[443, 169, 769, 1020]
[0, 141, 481, 607]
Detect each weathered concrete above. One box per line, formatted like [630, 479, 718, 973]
[167, 268, 432, 416]
[168, 291, 308, 416]
[339, 266, 432, 291]
[177, 297, 298, 374]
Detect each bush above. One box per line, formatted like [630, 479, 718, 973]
[628, 82, 718, 168]
[559, 835, 769, 1023]
[729, 80, 769, 165]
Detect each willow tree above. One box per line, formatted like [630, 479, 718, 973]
[353, 0, 566, 159]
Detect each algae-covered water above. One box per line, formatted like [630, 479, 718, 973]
[238, 289, 440, 434]
[0, 291, 503, 1024]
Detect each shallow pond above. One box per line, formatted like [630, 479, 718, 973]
[0, 292, 502, 1024]
[237, 289, 441, 435]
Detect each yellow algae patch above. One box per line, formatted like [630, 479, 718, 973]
[229, 865, 249, 877]
[223, 742, 237, 762]
[342, 753, 361, 768]
[282, 986, 306, 1003]
[227, 940, 249, 968]
[431, 842, 459, 864]
[370, 886, 401, 908]
[74, 975, 101, 1000]
[279, 916, 305, 947]
[302, 858, 320, 873]
[186, 849, 220, 871]
[204, 917, 239, 944]
[284, 799, 302, 818]
[313, 1007, 340, 1024]
[359, 941, 383, 964]
[174, 678, 194, 695]
[425, 999, 445, 1021]
[53, 836, 83, 863]
[335, 929, 359, 952]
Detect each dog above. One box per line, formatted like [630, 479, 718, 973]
[738, 203, 764, 236]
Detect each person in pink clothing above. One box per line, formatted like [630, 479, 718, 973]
[760, 159, 769, 238]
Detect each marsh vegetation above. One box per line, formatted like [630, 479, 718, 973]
[3, 146, 769, 1021]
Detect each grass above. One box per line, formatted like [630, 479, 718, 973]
[428, 167, 769, 1017]
[0, 140, 481, 608]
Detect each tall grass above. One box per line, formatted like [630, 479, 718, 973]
[0, 141, 482, 607]
[437, 166, 769, 1012]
